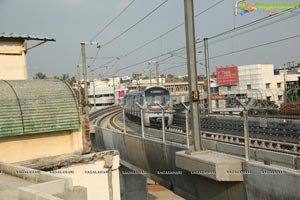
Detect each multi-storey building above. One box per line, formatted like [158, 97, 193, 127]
[213, 64, 285, 113]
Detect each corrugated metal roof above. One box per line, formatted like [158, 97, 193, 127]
[0, 33, 55, 41]
[0, 79, 79, 137]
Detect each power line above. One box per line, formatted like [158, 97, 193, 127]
[209, 7, 298, 40]
[160, 33, 300, 73]
[90, 0, 136, 41]
[201, 34, 300, 62]
[87, 47, 101, 68]
[109, 45, 185, 75]
[103, 7, 299, 77]
[87, 56, 120, 59]
[100, 0, 224, 77]
[123, 0, 224, 57]
[101, 0, 169, 48]
[195, 11, 300, 51]
[173, 8, 300, 57]
[89, 57, 116, 71]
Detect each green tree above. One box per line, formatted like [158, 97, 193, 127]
[33, 72, 47, 79]
[57, 74, 77, 86]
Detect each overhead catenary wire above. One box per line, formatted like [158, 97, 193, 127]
[101, 5, 299, 77]
[158, 34, 300, 74]
[90, 0, 136, 41]
[199, 34, 300, 62]
[123, 0, 224, 57]
[175, 7, 300, 56]
[87, 47, 101, 68]
[209, 7, 298, 40]
[110, 32, 300, 75]
[102, 0, 224, 78]
[101, 0, 169, 48]
[168, 8, 300, 60]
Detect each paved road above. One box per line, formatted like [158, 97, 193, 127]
[148, 184, 184, 200]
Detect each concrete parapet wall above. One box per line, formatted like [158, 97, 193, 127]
[95, 127, 300, 200]
[0, 162, 87, 200]
[203, 139, 299, 169]
[244, 161, 300, 200]
[0, 130, 83, 163]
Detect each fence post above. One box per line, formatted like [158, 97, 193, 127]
[236, 97, 250, 161]
[243, 110, 250, 161]
[181, 102, 190, 148]
[119, 104, 128, 134]
[156, 103, 166, 143]
[136, 102, 145, 138]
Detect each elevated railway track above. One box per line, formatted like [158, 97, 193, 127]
[90, 106, 300, 169]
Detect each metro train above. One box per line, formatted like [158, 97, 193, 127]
[124, 86, 174, 126]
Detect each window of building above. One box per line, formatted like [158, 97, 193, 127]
[227, 86, 231, 91]
[266, 96, 271, 102]
[215, 99, 219, 108]
[266, 83, 270, 89]
[246, 84, 251, 90]
[278, 95, 283, 101]
[277, 83, 281, 88]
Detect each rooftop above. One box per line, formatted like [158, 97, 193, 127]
[0, 33, 55, 41]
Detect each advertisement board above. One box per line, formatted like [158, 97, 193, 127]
[216, 66, 239, 86]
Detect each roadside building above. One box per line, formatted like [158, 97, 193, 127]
[88, 78, 127, 110]
[0, 79, 83, 162]
[213, 64, 285, 113]
[0, 33, 55, 80]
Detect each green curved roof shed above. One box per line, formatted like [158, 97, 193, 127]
[0, 79, 80, 137]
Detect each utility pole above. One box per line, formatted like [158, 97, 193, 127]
[80, 41, 99, 115]
[184, 0, 202, 151]
[155, 62, 159, 86]
[81, 43, 89, 115]
[204, 38, 212, 113]
[77, 65, 82, 109]
[149, 69, 152, 86]
[92, 72, 96, 110]
[112, 76, 116, 104]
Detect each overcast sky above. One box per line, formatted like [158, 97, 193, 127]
[1, 0, 299, 79]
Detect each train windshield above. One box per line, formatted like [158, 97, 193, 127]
[145, 88, 169, 106]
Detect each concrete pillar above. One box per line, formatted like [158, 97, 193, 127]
[119, 166, 147, 200]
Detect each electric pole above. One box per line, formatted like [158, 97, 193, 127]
[155, 62, 159, 86]
[80, 41, 99, 115]
[77, 65, 82, 109]
[149, 69, 152, 86]
[184, 0, 202, 151]
[112, 76, 116, 104]
[204, 38, 212, 113]
[81, 43, 89, 115]
[92, 72, 96, 110]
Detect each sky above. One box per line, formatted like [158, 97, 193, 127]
[1, 0, 300, 80]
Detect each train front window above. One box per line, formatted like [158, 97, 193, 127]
[146, 94, 168, 106]
[144, 87, 170, 106]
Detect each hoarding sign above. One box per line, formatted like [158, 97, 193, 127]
[211, 94, 225, 100]
[216, 66, 239, 86]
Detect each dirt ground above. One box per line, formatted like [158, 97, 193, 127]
[148, 184, 185, 200]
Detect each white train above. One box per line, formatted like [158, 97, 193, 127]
[124, 86, 174, 126]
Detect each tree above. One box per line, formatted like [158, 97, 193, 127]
[33, 72, 47, 79]
[57, 74, 76, 86]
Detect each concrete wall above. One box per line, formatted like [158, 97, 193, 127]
[0, 130, 83, 163]
[243, 161, 300, 200]
[56, 154, 121, 200]
[94, 127, 300, 200]
[0, 162, 87, 200]
[94, 128, 245, 200]
[119, 165, 148, 200]
[0, 38, 27, 80]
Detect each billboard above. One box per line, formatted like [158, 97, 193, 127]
[211, 94, 225, 100]
[216, 66, 239, 86]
